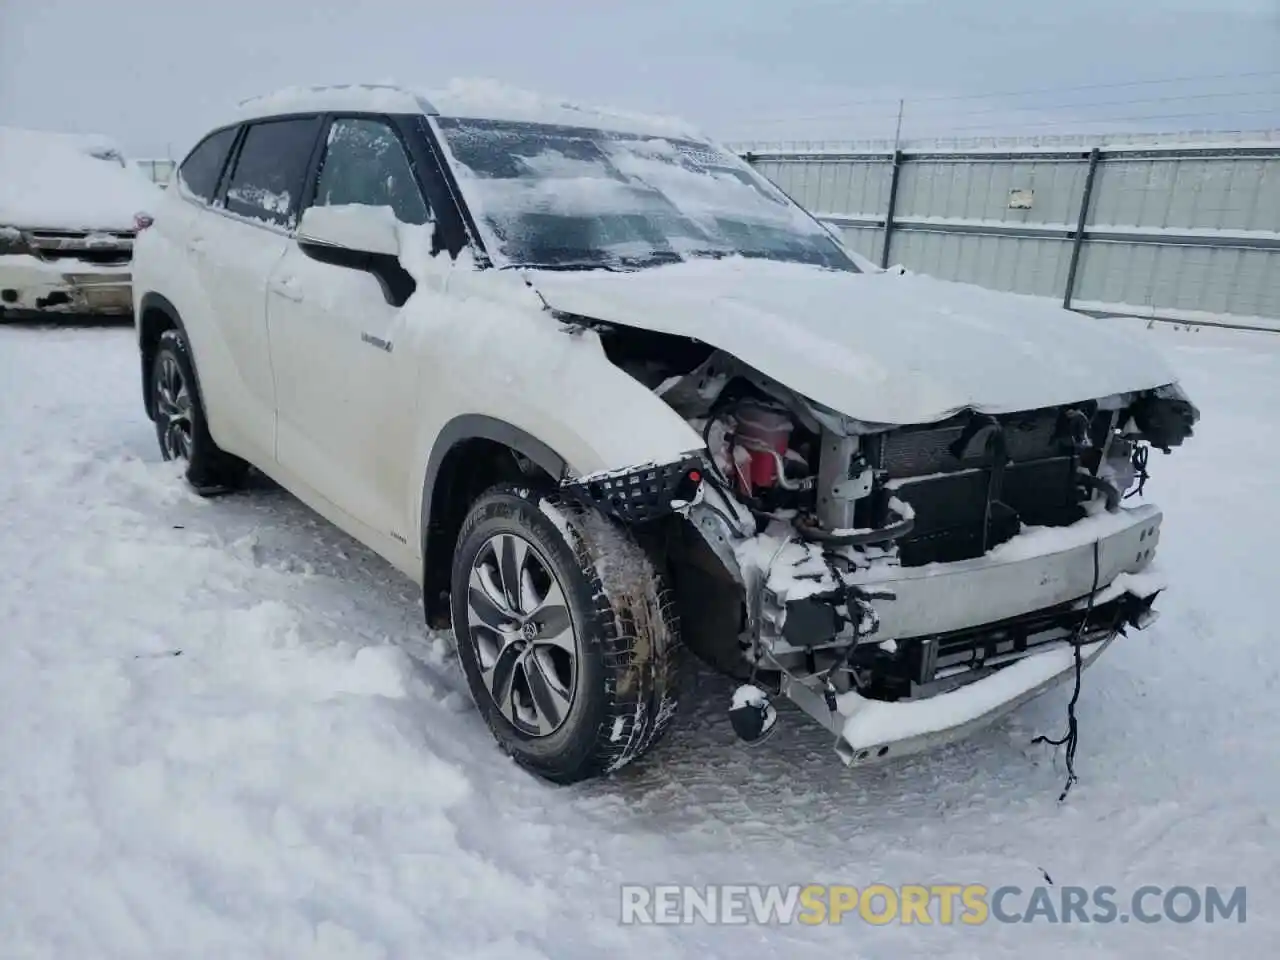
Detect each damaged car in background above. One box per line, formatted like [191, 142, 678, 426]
[0, 127, 156, 318]
[131, 83, 1198, 784]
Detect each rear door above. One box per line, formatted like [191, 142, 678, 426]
[189, 115, 322, 466]
[267, 115, 435, 543]
[152, 125, 240, 442]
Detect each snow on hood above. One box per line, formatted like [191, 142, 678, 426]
[527, 258, 1181, 426]
[0, 126, 159, 231]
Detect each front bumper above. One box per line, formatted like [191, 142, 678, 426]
[847, 503, 1163, 641]
[0, 254, 132, 315]
[772, 504, 1164, 765]
[786, 633, 1124, 766]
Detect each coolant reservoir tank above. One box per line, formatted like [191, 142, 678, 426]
[736, 403, 793, 488]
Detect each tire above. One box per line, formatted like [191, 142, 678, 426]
[450, 485, 682, 784]
[151, 328, 248, 495]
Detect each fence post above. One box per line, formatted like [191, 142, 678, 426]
[880, 150, 904, 269]
[1063, 147, 1101, 310]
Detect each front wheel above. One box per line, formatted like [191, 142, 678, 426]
[151, 328, 247, 495]
[450, 485, 682, 784]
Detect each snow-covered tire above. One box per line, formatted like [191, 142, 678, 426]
[151, 328, 248, 496]
[450, 485, 682, 784]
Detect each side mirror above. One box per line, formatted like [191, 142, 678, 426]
[296, 204, 401, 257]
[294, 205, 415, 307]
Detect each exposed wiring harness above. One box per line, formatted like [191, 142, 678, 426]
[1125, 444, 1151, 500]
[1032, 537, 1101, 802]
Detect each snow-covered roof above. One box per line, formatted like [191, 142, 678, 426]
[235, 84, 435, 122]
[234, 79, 704, 140]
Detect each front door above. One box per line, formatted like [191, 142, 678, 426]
[268, 115, 435, 544]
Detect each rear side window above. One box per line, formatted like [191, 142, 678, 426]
[222, 117, 321, 229]
[312, 118, 430, 224]
[178, 127, 237, 203]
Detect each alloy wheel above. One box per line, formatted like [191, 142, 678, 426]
[466, 533, 578, 737]
[154, 353, 193, 461]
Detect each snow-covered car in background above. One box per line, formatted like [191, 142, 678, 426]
[130, 83, 1198, 783]
[0, 127, 157, 317]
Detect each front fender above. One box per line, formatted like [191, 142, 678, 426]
[403, 266, 705, 544]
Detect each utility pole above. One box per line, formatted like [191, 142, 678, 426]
[881, 100, 906, 269]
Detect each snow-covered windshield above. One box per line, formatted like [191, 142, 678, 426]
[434, 117, 858, 272]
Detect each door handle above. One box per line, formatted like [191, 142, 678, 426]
[187, 237, 206, 254]
[269, 276, 303, 302]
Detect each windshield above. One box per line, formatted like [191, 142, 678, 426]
[434, 117, 858, 273]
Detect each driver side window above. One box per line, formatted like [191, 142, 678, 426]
[311, 118, 431, 225]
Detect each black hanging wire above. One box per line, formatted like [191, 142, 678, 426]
[1125, 444, 1151, 500]
[1033, 537, 1102, 802]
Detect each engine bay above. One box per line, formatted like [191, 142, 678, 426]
[597, 324, 1195, 558]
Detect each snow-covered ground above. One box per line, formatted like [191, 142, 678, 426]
[1, 318, 1276, 959]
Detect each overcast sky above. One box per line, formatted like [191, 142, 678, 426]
[1, 0, 1277, 157]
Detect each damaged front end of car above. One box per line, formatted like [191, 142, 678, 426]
[560, 321, 1198, 766]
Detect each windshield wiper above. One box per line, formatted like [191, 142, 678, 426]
[502, 261, 621, 273]
[508, 252, 687, 273]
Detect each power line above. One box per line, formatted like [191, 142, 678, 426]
[748, 69, 1280, 122]
[892, 69, 1280, 104]
[903, 87, 1280, 118]
[906, 105, 1280, 136]
[748, 87, 1280, 126]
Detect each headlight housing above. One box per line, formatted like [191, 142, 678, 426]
[0, 226, 30, 256]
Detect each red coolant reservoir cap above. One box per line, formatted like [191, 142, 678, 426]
[735, 403, 793, 488]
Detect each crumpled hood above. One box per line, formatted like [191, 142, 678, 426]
[527, 258, 1180, 425]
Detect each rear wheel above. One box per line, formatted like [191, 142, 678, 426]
[450, 485, 682, 783]
[151, 328, 247, 495]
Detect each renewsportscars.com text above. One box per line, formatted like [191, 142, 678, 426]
[620, 883, 1246, 926]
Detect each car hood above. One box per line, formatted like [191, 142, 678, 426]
[0, 127, 158, 231]
[526, 258, 1180, 426]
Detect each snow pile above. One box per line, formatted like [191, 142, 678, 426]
[734, 523, 838, 602]
[236, 83, 429, 121]
[424, 77, 702, 139]
[297, 202, 404, 253]
[0, 126, 158, 230]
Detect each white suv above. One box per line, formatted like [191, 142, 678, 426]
[132, 83, 1198, 784]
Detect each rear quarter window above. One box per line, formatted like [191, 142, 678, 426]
[221, 117, 321, 229]
[178, 127, 238, 203]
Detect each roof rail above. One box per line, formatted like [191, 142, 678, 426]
[234, 84, 438, 117]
